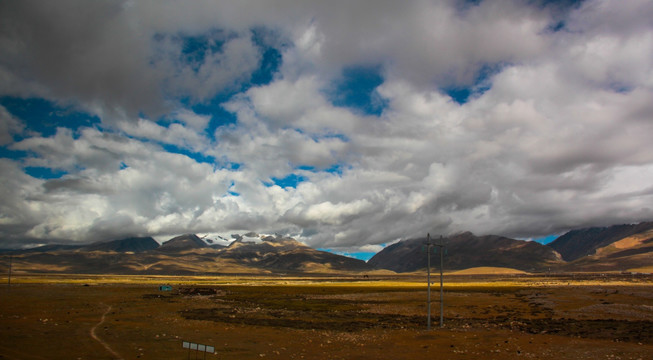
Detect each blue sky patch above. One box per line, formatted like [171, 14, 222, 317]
[184, 30, 283, 139]
[250, 36, 283, 86]
[172, 27, 285, 142]
[24, 166, 68, 180]
[179, 30, 229, 73]
[269, 173, 308, 188]
[0, 147, 28, 160]
[162, 144, 216, 165]
[533, 234, 559, 245]
[193, 102, 238, 136]
[250, 27, 284, 86]
[330, 65, 387, 116]
[295, 163, 347, 175]
[318, 248, 376, 262]
[444, 87, 472, 105]
[296, 165, 316, 172]
[181, 93, 238, 137]
[177, 27, 282, 86]
[227, 181, 240, 196]
[296, 163, 345, 176]
[442, 63, 505, 104]
[0, 96, 100, 139]
[250, 47, 282, 86]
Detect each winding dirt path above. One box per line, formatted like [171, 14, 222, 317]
[90, 304, 123, 360]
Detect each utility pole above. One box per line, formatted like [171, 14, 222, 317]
[425, 233, 445, 330]
[438, 235, 444, 328]
[426, 234, 432, 330]
[7, 255, 12, 287]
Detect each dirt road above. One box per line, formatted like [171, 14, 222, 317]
[0, 275, 652, 359]
[90, 304, 123, 360]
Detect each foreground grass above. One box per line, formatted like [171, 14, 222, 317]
[1, 273, 652, 359]
[2, 272, 651, 288]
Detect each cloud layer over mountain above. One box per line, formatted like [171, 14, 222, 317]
[1, 0, 652, 252]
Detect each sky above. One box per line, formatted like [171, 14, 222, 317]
[1, 0, 653, 257]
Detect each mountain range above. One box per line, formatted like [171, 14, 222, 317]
[2, 222, 652, 275]
[550, 222, 653, 272]
[369, 222, 653, 273]
[368, 232, 562, 273]
[2, 233, 373, 275]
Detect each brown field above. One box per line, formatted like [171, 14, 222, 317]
[1, 273, 652, 359]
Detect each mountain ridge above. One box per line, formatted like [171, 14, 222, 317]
[158, 234, 208, 251]
[368, 232, 562, 273]
[3, 221, 653, 274]
[549, 222, 653, 261]
[80, 237, 159, 253]
[3, 233, 374, 275]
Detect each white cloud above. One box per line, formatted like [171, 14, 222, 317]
[173, 109, 211, 132]
[116, 117, 209, 154]
[1, 0, 653, 252]
[158, 34, 262, 103]
[0, 105, 24, 145]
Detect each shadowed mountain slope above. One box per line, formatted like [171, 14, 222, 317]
[369, 232, 562, 273]
[158, 234, 208, 251]
[554, 225, 653, 272]
[81, 237, 159, 253]
[4, 234, 373, 275]
[5, 221, 653, 275]
[219, 235, 372, 273]
[549, 222, 653, 261]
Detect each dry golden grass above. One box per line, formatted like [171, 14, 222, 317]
[450, 266, 528, 275]
[1, 273, 652, 359]
[628, 265, 653, 273]
[2, 270, 651, 288]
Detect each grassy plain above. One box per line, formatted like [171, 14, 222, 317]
[0, 273, 652, 359]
